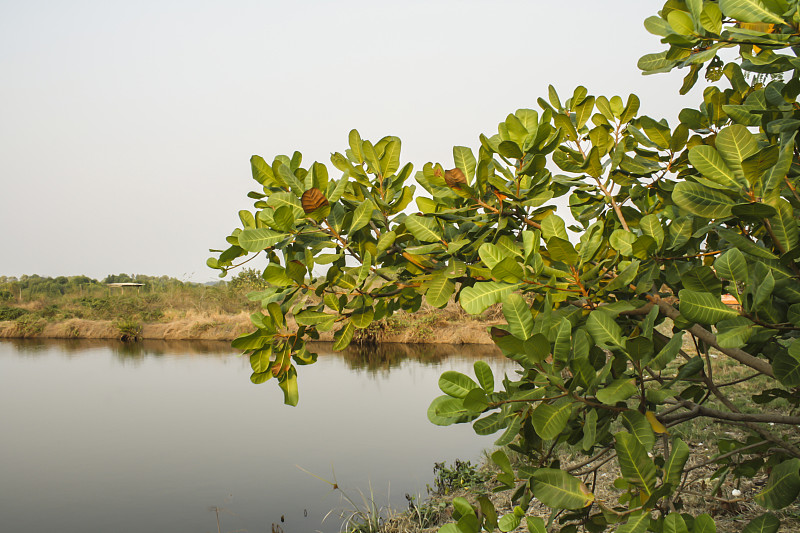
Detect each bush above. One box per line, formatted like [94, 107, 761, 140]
[0, 306, 28, 321]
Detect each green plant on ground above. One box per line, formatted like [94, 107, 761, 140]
[429, 460, 491, 496]
[14, 314, 44, 336]
[0, 306, 28, 321]
[113, 318, 142, 342]
[210, 2, 800, 532]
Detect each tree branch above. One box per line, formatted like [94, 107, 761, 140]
[648, 294, 774, 378]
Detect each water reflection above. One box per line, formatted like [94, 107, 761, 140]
[0, 339, 513, 533]
[6, 338, 503, 374]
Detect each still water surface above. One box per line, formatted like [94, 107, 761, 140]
[0, 339, 512, 533]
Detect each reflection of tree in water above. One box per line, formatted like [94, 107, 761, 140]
[314, 342, 503, 375]
[2, 338, 238, 361]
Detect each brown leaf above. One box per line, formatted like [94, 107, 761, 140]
[444, 168, 467, 189]
[301, 188, 329, 214]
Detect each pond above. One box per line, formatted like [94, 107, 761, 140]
[0, 339, 513, 533]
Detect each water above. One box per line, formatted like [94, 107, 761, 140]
[0, 339, 512, 533]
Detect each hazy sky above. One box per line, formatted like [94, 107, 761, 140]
[1, 1, 702, 282]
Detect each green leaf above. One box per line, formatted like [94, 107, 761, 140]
[547, 237, 578, 264]
[453, 146, 476, 183]
[672, 182, 735, 218]
[582, 409, 598, 451]
[668, 10, 695, 35]
[249, 348, 272, 373]
[474, 361, 494, 393]
[650, 331, 684, 371]
[238, 228, 285, 252]
[715, 124, 758, 183]
[333, 320, 355, 351]
[640, 116, 672, 149]
[741, 513, 780, 533]
[617, 512, 650, 533]
[769, 198, 798, 252]
[532, 401, 572, 440]
[621, 411, 656, 451]
[596, 378, 637, 405]
[679, 289, 739, 324]
[615, 431, 657, 496]
[463, 388, 489, 413]
[427, 395, 467, 425]
[460, 282, 517, 315]
[586, 311, 624, 349]
[754, 458, 800, 509]
[541, 213, 568, 241]
[349, 200, 377, 235]
[693, 514, 716, 533]
[531, 468, 594, 509]
[774, 341, 800, 386]
[688, 145, 741, 191]
[502, 293, 534, 340]
[664, 513, 689, 533]
[699, 3, 722, 33]
[279, 367, 299, 406]
[526, 516, 546, 533]
[405, 214, 443, 243]
[498, 513, 520, 532]
[426, 273, 455, 308]
[439, 371, 479, 399]
[719, 0, 785, 24]
[714, 248, 748, 285]
[664, 438, 690, 488]
[492, 256, 524, 283]
[640, 214, 664, 247]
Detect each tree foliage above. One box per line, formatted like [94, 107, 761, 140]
[210, 1, 800, 531]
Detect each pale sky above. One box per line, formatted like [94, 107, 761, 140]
[1, 1, 702, 282]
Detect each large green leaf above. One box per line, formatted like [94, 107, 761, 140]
[478, 242, 505, 269]
[741, 513, 780, 533]
[719, 0, 785, 24]
[617, 512, 650, 533]
[238, 228, 285, 252]
[585, 311, 624, 349]
[425, 273, 455, 308]
[460, 282, 517, 315]
[541, 213, 568, 241]
[530, 468, 594, 509]
[754, 458, 800, 509]
[596, 378, 638, 405]
[615, 431, 657, 496]
[621, 411, 656, 451]
[474, 361, 494, 393]
[715, 124, 758, 183]
[502, 293, 534, 340]
[405, 214, 443, 242]
[349, 199, 376, 233]
[427, 395, 468, 425]
[439, 370, 479, 399]
[773, 340, 800, 386]
[768, 198, 798, 252]
[693, 514, 716, 533]
[453, 146, 476, 182]
[678, 289, 739, 324]
[672, 182, 735, 218]
[532, 401, 572, 440]
[714, 248, 748, 286]
[663, 513, 689, 533]
[664, 438, 690, 488]
[688, 145, 741, 191]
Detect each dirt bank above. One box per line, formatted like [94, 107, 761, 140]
[0, 313, 496, 344]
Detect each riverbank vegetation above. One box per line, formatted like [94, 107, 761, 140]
[0, 272, 497, 342]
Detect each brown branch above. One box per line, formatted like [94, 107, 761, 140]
[648, 294, 774, 378]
